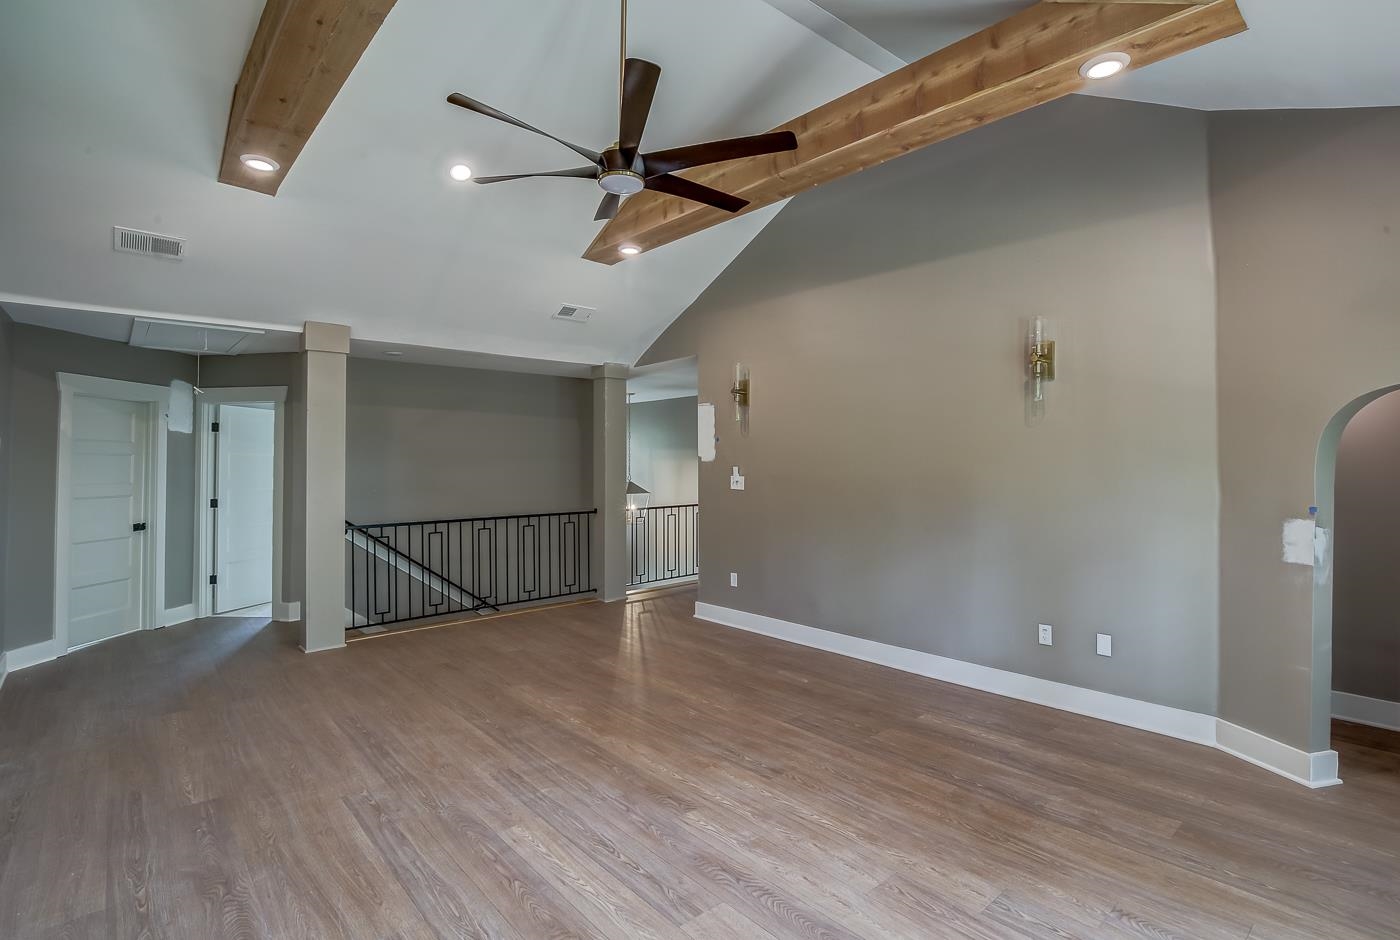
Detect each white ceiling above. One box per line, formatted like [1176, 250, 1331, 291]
[2, 0, 1396, 375]
[0, 0, 875, 368]
[799, 0, 1400, 111]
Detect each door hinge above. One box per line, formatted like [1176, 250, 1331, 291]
[209, 498, 218, 509]
[209, 574, 217, 586]
[132, 522, 148, 532]
[211, 421, 220, 432]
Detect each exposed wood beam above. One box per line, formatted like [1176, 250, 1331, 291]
[585, 0, 1245, 264]
[219, 0, 397, 196]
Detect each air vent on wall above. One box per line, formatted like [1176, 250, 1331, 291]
[113, 226, 186, 261]
[553, 303, 595, 323]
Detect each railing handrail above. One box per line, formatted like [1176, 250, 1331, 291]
[347, 508, 598, 530]
[634, 503, 699, 511]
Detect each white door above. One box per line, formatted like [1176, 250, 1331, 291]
[68, 396, 149, 649]
[213, 403, 276, 613]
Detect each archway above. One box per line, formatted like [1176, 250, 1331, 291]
[1311, 383, 1400, 758]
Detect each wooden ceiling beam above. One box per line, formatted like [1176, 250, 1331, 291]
[219, 0, 398, 196]
[585, 0, 1245, 264]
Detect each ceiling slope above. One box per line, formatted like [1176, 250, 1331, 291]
[0, 0, 875, 365]
[586, 0, 1246, 263]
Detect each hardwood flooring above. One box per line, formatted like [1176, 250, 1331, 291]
[1, 587, 1397, 939]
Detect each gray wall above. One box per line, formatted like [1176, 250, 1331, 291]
[345, 358, 592, 523]
[1331, 391, 1400, 703]
[2, 324, 196, 650]
[1211, 108, 1400, 750]
[0, 308, 13, 653]
[629, 397, 698, 507]
[643, 96, 1221, 715]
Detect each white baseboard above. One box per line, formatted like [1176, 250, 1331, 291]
[5, 637, 65, 671]
[1332, 690, 1400, 733]
[1216, 720, 1341, 789]
[162, 604, 195, 627]
[694, 602, 1342, 790]
[274, 601, 301, 622]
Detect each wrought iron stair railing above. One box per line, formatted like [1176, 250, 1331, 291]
[346, 510, 596, 629]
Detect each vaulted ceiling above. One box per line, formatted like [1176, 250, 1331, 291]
[2, 0, 1397, 368]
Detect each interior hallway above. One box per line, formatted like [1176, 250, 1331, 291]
[0, 588, 1397, 939]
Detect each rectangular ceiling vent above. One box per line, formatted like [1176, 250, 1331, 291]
[553, 303, 595, 323]
[113, 226, 186, 261]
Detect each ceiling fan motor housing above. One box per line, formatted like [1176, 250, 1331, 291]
[599, 169, 646, 195]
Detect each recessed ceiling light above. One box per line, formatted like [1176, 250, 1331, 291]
[240, 154, 280, 173]
[449, 163, 472, 182]
[1080, 53, 1131, 81]
[619, 244, 641, 256]
[384, 350, 405, 357]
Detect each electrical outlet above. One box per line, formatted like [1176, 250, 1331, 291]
[729, 572, 739, 588]
[729, 466, 745, 491]
[1038, 623, 1053, 646]
[1096, 633, 1112, 657]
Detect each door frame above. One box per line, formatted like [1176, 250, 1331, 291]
[193, 387, 288, 620]
[53, 373, 170, 653]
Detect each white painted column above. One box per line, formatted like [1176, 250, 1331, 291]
[592, 364, 628, 601]
[300, 321, 349, 652]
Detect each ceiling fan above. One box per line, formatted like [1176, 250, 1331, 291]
[445, 0, 798, 223]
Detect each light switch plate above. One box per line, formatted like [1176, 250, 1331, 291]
[1097, 633, 1112, 657]
[729, 466, 745, 490]
[729, 572, 739, 587]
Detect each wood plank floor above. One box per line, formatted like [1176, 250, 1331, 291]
[2, 587, 1398, 939]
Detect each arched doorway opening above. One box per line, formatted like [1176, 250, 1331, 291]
[1312, 384, 1400, 764]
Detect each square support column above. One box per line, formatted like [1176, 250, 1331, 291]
[301, 321, 350, 652]
[592, 364, 628, 601]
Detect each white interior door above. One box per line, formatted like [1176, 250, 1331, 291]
[68, 395, 149, 649]
[214, 403, 276, 613]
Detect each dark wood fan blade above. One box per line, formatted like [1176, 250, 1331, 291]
[641, 131, 797, 177]
[594, 193, 621, 221]
[645, 174, 747, 213]
[473, 167, 600, 184]
[618, 58, 661, 165]
[446, 93, 602, 165]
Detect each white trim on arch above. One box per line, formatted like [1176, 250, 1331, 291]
[193, 386, 288, 621]
[54, 373, 171, 654]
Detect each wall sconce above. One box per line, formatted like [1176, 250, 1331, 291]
[1026, 317, 1056, 425]
[731, 362, 750, 427]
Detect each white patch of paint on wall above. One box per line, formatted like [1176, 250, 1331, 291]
[698, 403, 716, 462]
[1282, 518, 1316, 566]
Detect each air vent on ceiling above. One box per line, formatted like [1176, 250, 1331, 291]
[553, 303, 595, 323]
[113, 226, 186, 261]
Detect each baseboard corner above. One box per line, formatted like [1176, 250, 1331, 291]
[6, 637, 65, 672]
[274, 601, 301, 623]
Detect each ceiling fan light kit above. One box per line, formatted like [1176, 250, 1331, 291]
[444, 0, 796, 236]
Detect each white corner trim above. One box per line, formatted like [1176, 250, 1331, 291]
[162, 604, 196, 627]
[1216, 721, 1341, 789]
[1332, 690, 1400, 733]
[0, 652, 7, 694]
[5, 638, 65, 672]
[694, 602, 1342, 790]
[274, 601, 301, 623]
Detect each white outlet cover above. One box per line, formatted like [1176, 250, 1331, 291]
[1097, 634, 1113, 657]
[1038, 624, 1053, 646]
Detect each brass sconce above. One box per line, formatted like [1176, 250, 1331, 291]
[731, 362, 750, 425]
[1027, 317, 1056, 425]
